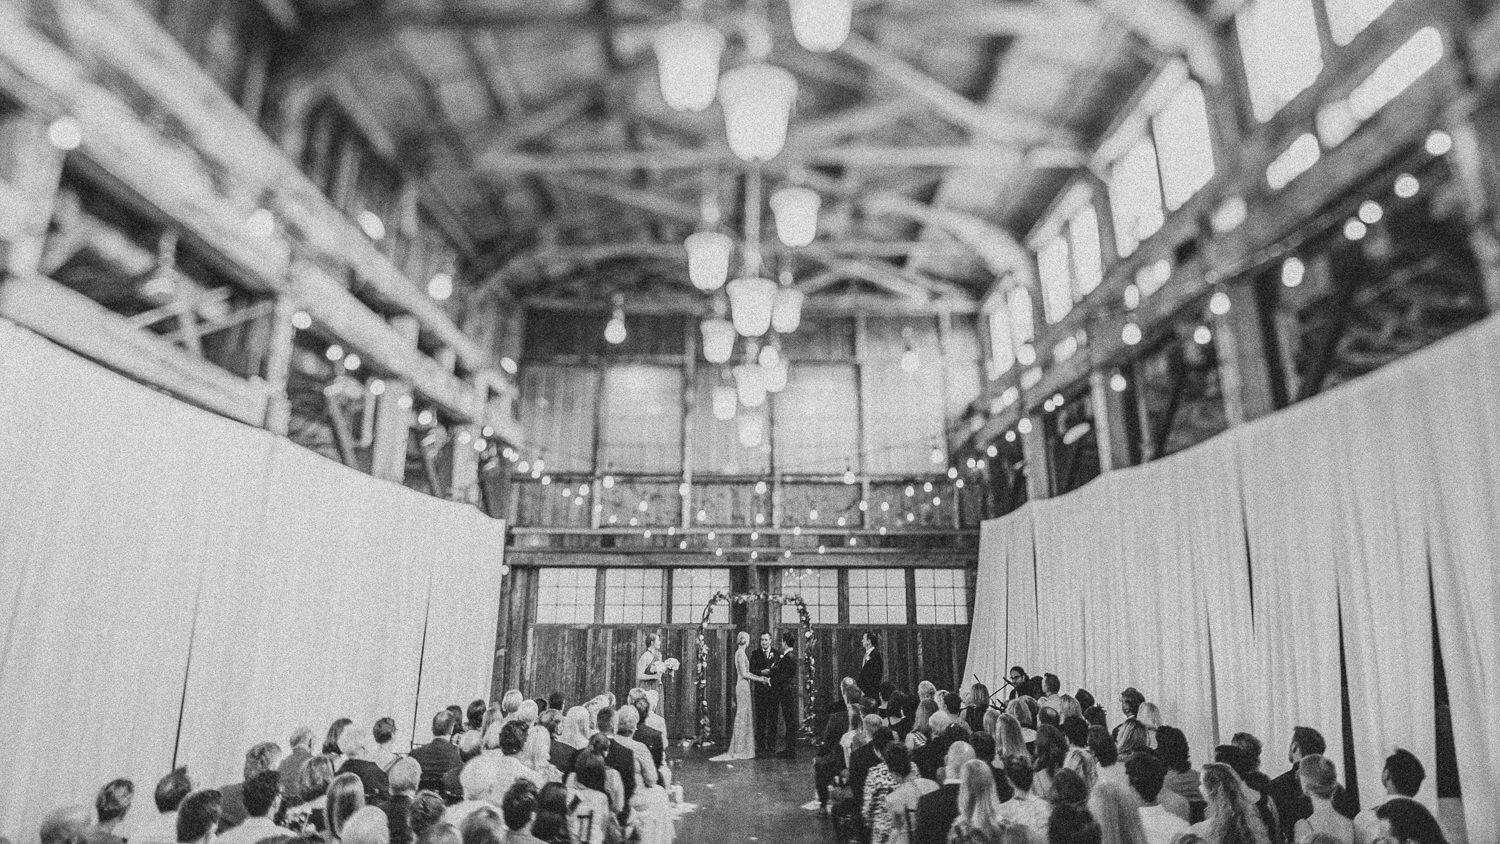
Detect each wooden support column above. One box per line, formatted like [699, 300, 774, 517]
[1089, 369, 1131, 471]
[1447, 114, 1500, 312]
[372, 315, 419, 481]
[1019, 411, 1051, 501]
[1212, 283, 1278, 425]
[0, 113, 64, 276]
[262, 298, 298, 434]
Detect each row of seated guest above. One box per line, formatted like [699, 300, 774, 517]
[33, 689, 676, 844]
[811, 670, 1449, 844]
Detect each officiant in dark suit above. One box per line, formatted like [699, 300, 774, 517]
[769, 630, 800, 758]
[749, 631, 777, 753]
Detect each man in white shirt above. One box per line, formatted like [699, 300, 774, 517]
[613, 707, 658, 788]
[1126, 754, 1189, 844]
[129, 769, 194, 844]
[446, 756, 501, 829]
[1354, 749, 1426, 844]
[1038, 674, 1065, 715]
[490, 721, 546, 802]
[214, 773, 292, 844]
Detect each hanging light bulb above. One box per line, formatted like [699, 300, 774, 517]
[772, 283, 805, 334]
[727, 276, 778, 337]
[734, 363, 768, 407]
[842, 465, 857, 485]
[736, 409, 766, 447]
[712, 382, 738, 420]
[653, 19, 724, 112]
[900, 327, 921, 373]
[929, 445, 944, 465]
[770, 185, 820, 247]
[762, 357, 789, 393]
[1121, 322, 1143, 346]
[604, 305, 627, 345]
[700, 317, 736, 364]
[788, 0, 853, 51]
[719, 62, 798, 162]
[758, 344, 781, 368]
[686, 231, 734, 291]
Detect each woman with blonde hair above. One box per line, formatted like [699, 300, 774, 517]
[949, 759, 1020, 844]
[499, 690, 524, 721]
[1293, 755, 1352, 844]
[1064, 747, 1099, 794]
[908, 699, 941, 750]
[560, 706, 592, 749]
[1007, 700, 1037, 743]
[1191, 763, 1272, 844]
[1057, 695, 1083, 723]
[1088, 780, 1150, 844]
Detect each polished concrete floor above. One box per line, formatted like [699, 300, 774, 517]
[671, 746, 834, 844]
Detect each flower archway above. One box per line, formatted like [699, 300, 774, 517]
[694, 591, 817, 746]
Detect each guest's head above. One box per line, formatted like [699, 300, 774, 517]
[1062, 716, 1090, 749]
[1382, 749, 1425, 798]
[1213, 745, 1256, 782]
[460, 756, 499, 801]
[969, 683, 991, 709]
[1004, 755, 1036, 795]
[970, 732, 997, 764]
[339, 725, 372, 759]
[175, 791, 222, 844]
[1084, 706, 1108, 729]
[1048, 802, 1102, 844]
[880, 681, 897, 703]
[1118, 688, 1144, 719]
[538, 708, 563, 738]
[297, 756, 335, 804]
[39, 805, 91, 844]
[1124, 753, 1166, 805]
[1297, 754, 1339, 801]
[1116, 721, 1150, 758]
[341, 807, 389, 844]
[918, 680, 937, 701]
[915, 698, 939, 733]
[420, 824, 460, 844]
[1009, 666, 1028, 686]
[997, 713, 1030, 760]
[289, 727, 316, 752]
[956, 759, 1011, 840]
[617, 705, 640, 738]
[1154, 726, 1191, 774]
[456, 731, 482, 762]
[465, 701, 486, 732]
[1043, 674, 1060, 695]
[500, 691, 523, 718]
[408, 791, 446, 840]
[1064, 747, 1098, 792]
[1230, 732, 1263, 773]
[324, 719, 353, 756]
[243, 771, 281, 820]
[1058, 695, 1082, 722]
[1375, 798, 1448, 844]
[572, 749, 608, 794]
[500, 780, 538, 833]
[155, 768, 193, 813]
[1006, 699, 1034, 730]
[444, 705, 464, 734]
[1289, 727, 1326, 765]
[244, 742, 283, 780]
[389, 758, 421, 797]
[1136, 703, 1161, 732]
[885, 743, 913, 779]
[95, 779, 134, 825]
[326, 774, 366, 840]
[373, 717, 398, 749]
[1040, 707, 1061, 728]
[458, 809, 504, 844]
[1075, 689, 1095, 713]
[496, 721, 528, 756]
[561, 706, 591, 746]
[1088, 780, 1148, 844]
[1201, 762, 1266, 844]
[597, 707, 621, 737]
[547, 692, 564, 712]
[1034, 724, 1067, 773]
[516, 700, 540, 726]
[944, 740, 976, 780]
[1050, 769, 1090, 809]
[942, 692, 964, 715]
[533, 783, 570, 841]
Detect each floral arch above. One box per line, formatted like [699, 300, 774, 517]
[694, 590, 817, 746]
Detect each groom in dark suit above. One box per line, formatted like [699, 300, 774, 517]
[749, 632, 776, 753]
[769, 630, 801, 758]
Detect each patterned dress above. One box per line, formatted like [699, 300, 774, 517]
[862, 762, 901, 843]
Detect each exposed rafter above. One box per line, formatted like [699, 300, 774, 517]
[475, 145, 1079, 174]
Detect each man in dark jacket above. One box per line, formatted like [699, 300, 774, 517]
[409, 711, 463, 794]
[631, 698, 666, 770]
[856, 632, 884, 698]
[915, 741, 975, 844]
[770, 630, 801, 758]
[750, 633, 777, 754]
[598, 708, 638, 807]
[1266, 727, 1358, 841]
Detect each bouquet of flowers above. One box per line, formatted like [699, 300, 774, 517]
[651, 657, 682, 676]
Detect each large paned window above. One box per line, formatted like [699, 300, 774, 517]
[602, 568, 664, 624]
[598, 364, 683, 473]
[988, 310, 1016, 376]
[848, 569, 909, 625]
[672, 568, 730, 624]
[781, 568, 840, 624]
[536, 568, 598, 624]
[1038, 237, 1074, 324]
[1007, 288, 1035, 349]
[1109, 138, 1165, 257]
[1107, 68, 1216, 256]
[1237, 0, 1323, 122]
[1068, 205, 1104, 298]
[1153, 81, 1216, 210]
[914, 569, 969, 625]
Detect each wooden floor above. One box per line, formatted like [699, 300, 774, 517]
[671, 745, 835, 844]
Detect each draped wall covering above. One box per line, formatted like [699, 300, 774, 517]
[0, 322, 507, 843]
[965, 314, 1500, 843]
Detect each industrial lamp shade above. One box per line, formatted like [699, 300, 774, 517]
[736, 408, 766, 447]
[700, 317, 737, 364]
[788, 0, 852, 51]
[685, 231, 734, 291]
[727, 276, 778, 337]
[653, 20, 725, 112]
[734, 363, 768, 408]
[771, 287, 805, 334]
[718, 63, 798, 162]
[712, 382, 738, 420]
[770, 186, 820, 247]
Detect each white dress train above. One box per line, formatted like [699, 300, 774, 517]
[712, 645, 757, 760]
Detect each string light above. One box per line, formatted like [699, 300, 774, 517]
[986, 445, 998, 458]
[929, 445, 944, 465]
[603, 475, 616, 489]
[946, 467, 958, 479]
[1121, 322, 1142, 346]
[1343, 218, 1368, 240]
[1005, 430, 1017, 443]
[1281, 257, 1306, 288]
[1425, 130, 1452, 156]
[46, 116, 82, 150]
[343, 354, 362, 371]
[368, 379, 386, 396]
[1358, 200, 1384, 224]
[1110, 373, 1129, 392]
[842, 466, 857, 485]
[604, 305, 628, 345]
[1193, 325, 1213, 345]
[1017, 418, 1033, 435]
[1394, 173, 1419, 198]
[755, 480, 768, 495]
[923, 481, 933, 493]
[1209, 291, 1232, 316]
[325, 344, 344, 362]
[427, 272, 454, 301]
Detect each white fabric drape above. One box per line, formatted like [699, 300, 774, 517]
[0, 322, 508, 840]
[964, 510, 1038, 692]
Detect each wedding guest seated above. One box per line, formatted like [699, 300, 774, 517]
[999, 755, 1051, 844]
[39, 805, 92, 844]
[613, 708, 657, 789]
[283, 756, 335, 834]
[490, 722, 546, 800]
[1046, 770, 1099, 844]
[327, 773, 369, 843]
[1006, 701, 1036, 745]
[970, 733, 1014, 803]
[913, 741, 974, 844]
[406, 791, 447, 844]
[1373, 799, 1447, 844]
[1268, 728, 1357, 841]
[1088, 728, 1123, 788]
[933, 694, 970, 735]
[815, 706, 854, 809]
[381, 758, 423, 844]
[1353, 750, 1425, 844]
[851, 721, 895, 808]
[629, 696, 665, 772]
[1213, 744, 1278, 839]
[411, 712, 464, 796]
[221, 743, 283, 832]
[997, 714, 1032, 765]
[217, 772, 293, 844]
[1063, 747, 1099, 794]
[1032, 726, 1069, 801]
[84, 779, 133, 844]
[908, 700, 940, 752]
[327, 721, 355, 768]
[1087, 780, 1150, 844]
[372, 718, 403, 773]
[567, 745, 618, 844]
[1189, 762, 1273, 844]
[445, 757, 499, 830]
[1293, 756, 1353, 844]
[443, 733, 485, 804]
[133, 768, 194, 844]
[537, 710, 574, 775]
[343, 806, 390, 844]
[459, 808, 505, 844]
[547, 693, 565, 713]
[281, 729, 318, 801]
[885, 743, 938, 844]
[499, 781, 546, 844]
[1124, 754, 1187, 844]
[1152, 728, 1201, 817]
[1061, 718, 1090, 753]
[339, 726, 392, 803]
[176, 791, 223, 844]
[947, 759, 1017, 844]
[596, 710, 638, 809]
[531, 783, 572, 844]
[861, 739, 902, 840]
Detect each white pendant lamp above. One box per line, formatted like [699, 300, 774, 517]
[719, 63, 798, 162]
[734, 363, 768, 408]
[653, 20, 724, 112]
[685, 231, 734, 292]
[712, 382, 738, 420]
[771, 286, 805, 334]
[770, 186, 820, 247]
[736, 408, 766, 448]
[788, 0, 853, 52]
[700, 317, 736, 364]
[727, 275, 778, 337]
[762, 357, 789, 393]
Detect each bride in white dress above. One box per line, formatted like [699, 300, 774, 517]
[712, 631, 763, 761]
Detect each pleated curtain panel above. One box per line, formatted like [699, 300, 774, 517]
[964, 314, 1500, 844]
[0, 322, 507, 844]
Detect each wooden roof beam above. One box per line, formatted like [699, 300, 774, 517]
[1083, 0, 1223, 85]
[477, 144, 1081, 173]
